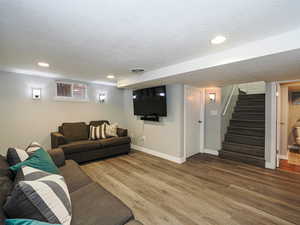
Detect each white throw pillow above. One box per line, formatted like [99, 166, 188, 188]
[26, 141, 43, 153]
[105, 123, 119, 137]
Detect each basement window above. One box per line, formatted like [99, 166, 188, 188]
[55, 81, 88, 102]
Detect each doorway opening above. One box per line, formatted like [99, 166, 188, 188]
[277, 82, 300, 173]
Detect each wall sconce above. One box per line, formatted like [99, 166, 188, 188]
[99, 92, 107, 103]
[208, 93, 216, 103]
[32, 88, 41, 100]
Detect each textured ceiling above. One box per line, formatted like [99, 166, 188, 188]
[1, 0, 300, 84]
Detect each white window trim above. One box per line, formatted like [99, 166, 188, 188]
[54, 81, 89, 102]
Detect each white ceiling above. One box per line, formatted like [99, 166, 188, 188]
[1, 0, 300, 85]
[124, 48, 300, 89]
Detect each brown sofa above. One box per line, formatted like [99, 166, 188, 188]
[51, 121, 131, 163]
[0, 149, 142, 225]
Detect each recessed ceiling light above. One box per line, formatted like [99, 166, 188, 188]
[37, 62, 50, 68]
[211, 35, 226, 45]
[107, 75, 115, 79]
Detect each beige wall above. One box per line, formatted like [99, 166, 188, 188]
[123, 84, 184, 158]
[0, 72, 126, 154]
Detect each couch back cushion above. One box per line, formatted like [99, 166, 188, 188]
[89, 120, 110, 127]
[0, 155, 13, 221]
[61, 122, 89, 142]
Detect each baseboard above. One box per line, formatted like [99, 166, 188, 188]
[278, 154, 288, 160]
[203, 149, 219, 156]
[131, 144, 185, 164]
[265, 161, 276, 169]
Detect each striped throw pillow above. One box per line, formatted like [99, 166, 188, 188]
[4, 167, 72, 225]
[89, 123, 107, 140]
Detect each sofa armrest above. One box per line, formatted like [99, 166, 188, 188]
[47, 148, 65, 167]
[51, 132, 67, 148]
[117, 128, 128, 137]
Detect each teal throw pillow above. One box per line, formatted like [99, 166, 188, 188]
[5, 219, 61, 225]
[10, 148, 59, 174]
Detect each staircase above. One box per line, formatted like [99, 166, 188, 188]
[220, 93, 265, 167]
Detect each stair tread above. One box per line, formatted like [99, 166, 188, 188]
[236, 105, 265, 108]
[221, 149, 265, 161]
[239, 94, 265, 97]
[231, 119, 265, 122]
[223, 141, 265, 149]
[220, 150, 265, 160]
[229, 126, 265, 131]
[233, 112, 265, 115]
[226, 133, 264, 139]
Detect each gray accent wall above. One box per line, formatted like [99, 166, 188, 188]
[123, 84, 184, 158]
[0, 71, 126, 154]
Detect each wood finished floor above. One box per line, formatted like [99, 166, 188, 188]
[81, 151, 300, 225]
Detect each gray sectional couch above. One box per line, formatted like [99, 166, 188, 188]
[0, 148, 142, 225]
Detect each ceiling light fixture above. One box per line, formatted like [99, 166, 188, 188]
[37, 62, 50, 68]
[211, 35, 226, 45]
[107, 75, 115, 79]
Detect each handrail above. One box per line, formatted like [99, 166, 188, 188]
[222, 85, 237, 116]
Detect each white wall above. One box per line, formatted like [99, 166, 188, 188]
[265, 82, 277, 169]
[0, 72, 126, 154]
[238, 81, 265, 94]
[204, 87, 222, 150]
[123, 84, 184, 158]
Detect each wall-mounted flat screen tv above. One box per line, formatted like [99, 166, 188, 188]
[133, 85, 167, 116]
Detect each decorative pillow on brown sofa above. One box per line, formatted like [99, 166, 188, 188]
[106, 123, 119, 137]
[89, 123, 107, 140]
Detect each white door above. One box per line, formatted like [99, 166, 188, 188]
[184, 86, 204, 159]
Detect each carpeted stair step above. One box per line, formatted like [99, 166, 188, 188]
[227, 126, 265, 136]
[230, 119, 265, 128]
[222, 142, 265, 157]
[225, 133, 265, 146]
[232, 112, 265, 120]
[219, 150, 265, 168]
[236, 100, 265, 106]
[235, 105, 265, 113]
[238, 94, 265, 100]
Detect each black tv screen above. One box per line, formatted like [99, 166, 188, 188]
[133, 86, 167, 116]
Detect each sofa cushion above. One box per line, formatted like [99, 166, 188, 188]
[89, 120, 110, 127]
[59, 160, 93, 193]
[60, 140, 102, 155]
[4, 171, 72, 225]
[99, 137, 131, 148]
[70, 183, 133, 225]
[0, 156, 13, 222]
[62, 122, 89, 142]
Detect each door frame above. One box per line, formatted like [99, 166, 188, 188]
[183, 85, 205, 161]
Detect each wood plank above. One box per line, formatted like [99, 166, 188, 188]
[81, 151, 300, 225]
